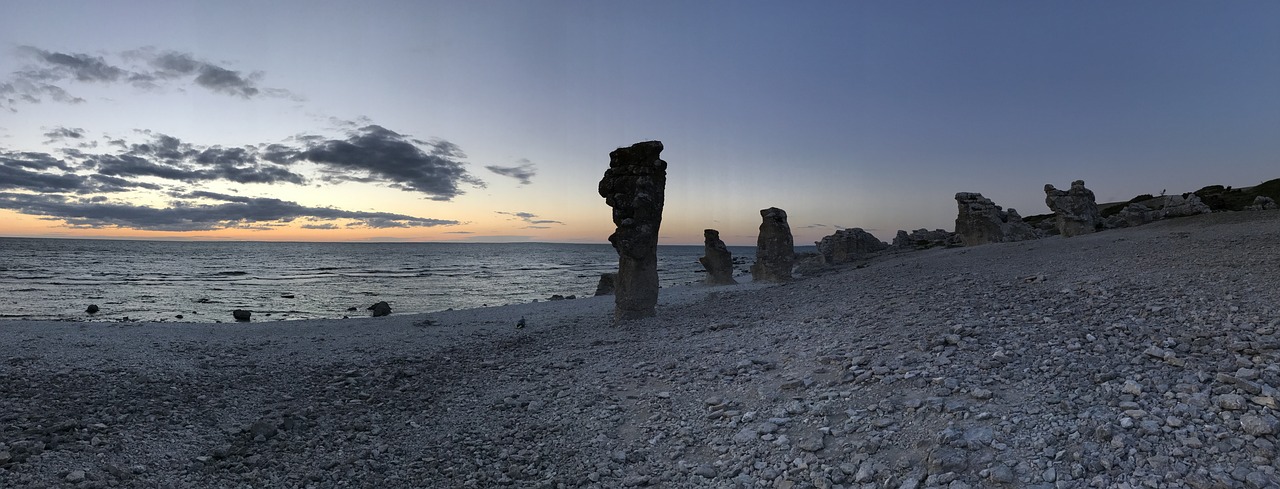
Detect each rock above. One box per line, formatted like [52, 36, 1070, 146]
[928, 448, 968, 474]
[953, 192, 1039, 246]
[1160, 193, 1213, 218]
[232, 309, 251, 322]
[85, 304, 99, 314]
[797, 436, 825, 452]
[1104, 203, 1159, 229]
[1245, 196, 1278, 211]
[988, 463, 1015, 483]
[892, 229, 960, 250]
[598, 140, 667, 321]
[1044, 180, 1101, 237]
[1239, 414, 1277, 436]
[1218, 394, 1248, 411]
[367, 301, 392, 317]
[750, 207, 794, 282]
[593, 272, 616, 296]
[815, 228, 888, 263]
[66, 470, 86, 483]
[732, 428, 758, 444]
[698, 229, 737, 285]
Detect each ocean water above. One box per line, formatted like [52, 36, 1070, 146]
[0, 238, 774, 322]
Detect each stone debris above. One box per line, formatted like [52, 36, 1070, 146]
[2, 210, 1280, 488]
[599, 140, 667, 320]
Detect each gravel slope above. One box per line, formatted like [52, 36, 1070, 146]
[2, 209, 1279, 488]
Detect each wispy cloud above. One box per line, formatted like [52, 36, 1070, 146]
[495, 210, 564, 227]
[485, 159, 537, 185]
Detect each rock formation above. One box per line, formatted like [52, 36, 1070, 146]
[892, 229, 961, 250]
[368, 301, 391, 317]
[598, 141, 667, 321]
[1159, 193, 1213, 218]
[1044, 180, 1101, 237]
[593, 273, 616, 296]
[750, 207, 794, 282]
[954, 192, 1039, 246]
[1104, 203, 1159, 229]
[232, 309, 251, 322]
[698, 229, 737, 285]
[1246, 196, 1278, 211]
[815, 228, 887, 263]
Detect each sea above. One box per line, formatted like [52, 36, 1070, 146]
[0, 237, 793, 323]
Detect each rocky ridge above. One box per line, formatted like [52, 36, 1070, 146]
[2, 210, 1279, 488]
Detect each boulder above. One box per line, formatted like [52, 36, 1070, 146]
[1245, 196, 1279, 211]
[1159, 193, 1212, 218]
[598, 141, 667, 321]
[815, 228, 887, 263]
[232, 309, 251, 322]
[1044, 180, 1101, 237]
[368, 301, 391, 317]
[85, 304, 99, 314]
[954, 192, 1039, 246]
[593, 273, 616, 296]
[750, 207, 795, 282]
[698, 229, 737, 285]
[1104, 203, 1158, 229]
[892, 229, 961, 250]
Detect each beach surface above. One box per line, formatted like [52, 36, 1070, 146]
[3, 210, 1279, 488]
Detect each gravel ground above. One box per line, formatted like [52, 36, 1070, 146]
[2, 209, 1279, 488]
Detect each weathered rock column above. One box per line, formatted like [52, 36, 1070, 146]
[698, 229, 737, 285]
[954, 192, 1039, 246]
[750, 207, 794, 282]
[598, 141, 667, 321]
[1044, 180, 1101, 237]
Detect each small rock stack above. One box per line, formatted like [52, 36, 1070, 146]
[698, 229, 737, 285]
[750, 207, 794, 282]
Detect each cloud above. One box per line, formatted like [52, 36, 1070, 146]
[43, 126, 85, 143]
[1, 46, 291, 110]
[0, 191, 459, 232]
[485, 159, 537, 185]
[279, 125, 484, 201]
[495, 210, 564, 225]
[301, 223, 340, 230]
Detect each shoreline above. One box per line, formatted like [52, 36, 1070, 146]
[3, 210, 1279, 487]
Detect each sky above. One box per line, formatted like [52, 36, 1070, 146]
[1, 1, 1277, 246]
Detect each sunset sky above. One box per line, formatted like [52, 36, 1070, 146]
[2, 1, 1277, 245]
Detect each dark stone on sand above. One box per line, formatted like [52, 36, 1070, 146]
[347, 306, 358, 312]
[232, 310, 251, 322]
[85, 304, 99, 314]
[368, 301, 392, 317]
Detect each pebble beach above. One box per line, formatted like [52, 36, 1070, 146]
[3, 209, 1279, 488]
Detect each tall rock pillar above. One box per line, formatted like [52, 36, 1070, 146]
[598, 141, 667, 321]
[698, 229, 737, 285]
[1044, 180, 1101, 237]
[750, 207, 794, 282]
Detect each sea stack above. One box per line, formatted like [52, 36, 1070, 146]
[1044, 180, 1101, 237]
[698, 229, 737, 285]
[598, 141, 667, 321]
[750, 207, 794, 282]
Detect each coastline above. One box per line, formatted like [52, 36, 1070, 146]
[3, 210, 1279, 487]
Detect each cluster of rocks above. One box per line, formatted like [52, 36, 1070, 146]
[1246, 196, 1278, 211]
[953, 192, 1039, 246]
[892, 229, 961, 250]
[814, 228, 887, 264]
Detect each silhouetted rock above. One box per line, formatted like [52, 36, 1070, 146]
[892, 229, 961, 250]
[1246, 196, 1278, 211]
[698, 229, 737, 285]
[815, 228, 887, 263]
[368, 301, 391, 317]
[750, 207, 794, 282]
[1044, 180, 1101, 237]
[954, 192, 1039, 246]
[232, 310, 251, 322]
[598, 141, 667, 321]
[594, 273, 616, 296]
[85, 304, 99, 314]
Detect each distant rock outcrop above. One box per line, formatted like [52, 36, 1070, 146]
[954, 192, 1039, 246]
[1246, 196, 1278, 211]
[815, 228, 887, 263]
[1044, 180, 1101, 237]
[593, 273, 616, 296]
[1104, 203, 1159, 229]
[368, 301, 391, 317]
[892, 229, 961, 250]
[698, 229, 737, 285]
[750, 207, 794, 282]
[598, 141, 667, 321]
[1159, 193, 1212, 218]
[232, 309, 251, 322]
